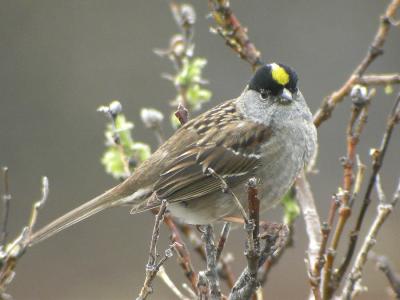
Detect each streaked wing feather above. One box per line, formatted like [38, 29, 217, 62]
[153, 118, 272, 204]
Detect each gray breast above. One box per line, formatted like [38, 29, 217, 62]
[256, 121, 316, 210]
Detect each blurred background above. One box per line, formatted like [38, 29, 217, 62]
[1, 1, 399, 299]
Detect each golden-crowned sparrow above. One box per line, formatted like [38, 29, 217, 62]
[29, 63, 317, 245]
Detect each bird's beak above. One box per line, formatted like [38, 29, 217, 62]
[281, 88, 293, 102]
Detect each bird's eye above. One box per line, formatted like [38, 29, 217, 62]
[260, 90, 270, 100]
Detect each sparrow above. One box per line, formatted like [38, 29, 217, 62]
[29, 63, 317, 246]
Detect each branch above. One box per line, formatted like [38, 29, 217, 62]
[216, 222, 231, 262]
[137, 200, 175, 300]
[175, 104, 189, 125]
[197, 271, 210, 300]
[321, 86, 372, 298]
[0, 168, 11, 247]
[369, 252, 400, 298]
[156, 2, 211, 112]
[233, 222, 290, 300]
[229, 178, 261, 300]
[356, 73, 400, 86]
[207, 167, 248, 222]
[313, 0, 400, 127]
[163, 217, 199, 294]
[229, 179, 291, 300]
[157, 266, 192, 300]
[207, 0, 262, 70]
[334, 92, 400, 290]
[308, 195, 340, 300]
[201, 225, 222, 300]
[296, 173, 322, 271]
[340, 178, 400, 300]
[0, 176, 50, 297]
[179, 222, 235, 289]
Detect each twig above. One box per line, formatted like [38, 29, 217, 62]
[247, 178, 260, 251]
[179, 224, 206, 260]
[340, 178, 400, 300]
[350, 156, 367, 208]
[179, 223, 235, 289]
[257, 187, 298, 288]
[201, 225, 222, 300]
[357, 73, 400, 86]
[137, 200, 172, 300]
[157, 265, 192, 300]
[257, 223, 293, 289]
[197, 271, 210, 300]
[0, 176, 50, 295]
[207, 167, 248, 222]
[258, 223, 290, 270]
[309, 195, 340, 300]
[230, 223, 289, 300]
[229, 178, 261, 300]
[321, 86, 372, 299]
[313, 0, 400, 127]
[375, 174, 387, 203]
[295, 173, 322, 271]
[98, 101, 131, 179]
[175, 104, 189, 125]
[369, 252, 400, 298]
[216, 222, 231, 262]
[183, 283, 198, 299]
[207, 0, 262, 70]
[27, 177, 50, 237]
[163, 216, 199, 294]
[334, 92, 400, 290]
[156, 2, 210, 112]
[219, 254, 236, 290]
[0, 168, 11, 247]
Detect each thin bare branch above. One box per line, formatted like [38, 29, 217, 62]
[369, 252, 400, 298]
[296, 173, 322, 269]
[216, 222, 231, 262]
[182, 283, 198, 299]
[321, 86, 372, 299]
[0, 176, 50, 296]
[313, 0, 400, 127]
[137, 200, 170, 300]
[201, 225, 222, 300]
[356, 73, 400, 86]
[207, 0, 262, 70]
[0, 168, 11, 247]
[335, 92, 400, 289]
[229, 179, 261, 300]
[175, 104, 189, 125]
[164, 217, 199, 294]
[340, 178, 399, 299]
[197, 271, 209, 300]
[157, 266, 192, 300]
[207, 167, 248, 222]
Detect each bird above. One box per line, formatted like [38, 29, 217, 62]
[29, 62, 317, 246]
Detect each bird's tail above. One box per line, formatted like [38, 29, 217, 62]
[28, 184, 126, 247]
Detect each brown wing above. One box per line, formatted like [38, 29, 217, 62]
[153, 119, 272, 203]
[128, 100, 272, 213]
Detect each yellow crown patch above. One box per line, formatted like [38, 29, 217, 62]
[271, 63, 289, 86]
